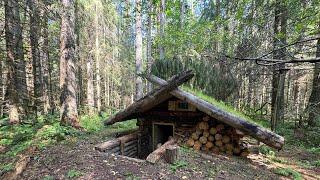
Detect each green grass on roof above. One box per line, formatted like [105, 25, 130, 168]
[181, 86, 269, 129]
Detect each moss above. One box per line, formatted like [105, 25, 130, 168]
[181, 86, 269, 128]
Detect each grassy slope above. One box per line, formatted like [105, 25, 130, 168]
[0, 113, 137, 174]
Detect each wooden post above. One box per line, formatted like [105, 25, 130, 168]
[165, 145, 179, 164]
[146, 138, 176, 164]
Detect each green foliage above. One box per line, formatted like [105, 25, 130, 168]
[80, 114, 104, 132]
[151, 57, 238, 101]
[170, 160, 188, 172]
[277, 123, 320, 150]
[0, 163, 14, 174]
[67, 169, 82, 178]
[0, 114, 80, 160]
[35, 123, 78, 141]
[308, 147, 320, 154]
[5, 140, 32, 157]
[313, 160, 320, 167]
[109, 119, 137, 131]
[259, 145, 275, 157]
[43, 175, 54, 180]
[124, 172, 140, 180]
[274, 168, 302, 180]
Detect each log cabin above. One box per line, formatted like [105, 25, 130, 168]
[96, 71, 284, 162]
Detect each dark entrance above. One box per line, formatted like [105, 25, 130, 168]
[152, 123, 174, 150]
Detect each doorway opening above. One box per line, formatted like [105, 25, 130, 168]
[152, 123, 174, 150]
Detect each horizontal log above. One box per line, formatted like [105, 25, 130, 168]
[110, 146, 120, 153]
[104, 70, 194, 125]
[115, 128, 139, 138]
[111, 151, 120, 155]
[124, 140, 137, 147]
[118, 133, 138, 144]
[124, 147, 137, 154]
[124, 147, 137, 153]
[125, 142, 137, 148]
[146, 138, 176, 164]
[146, 75, 284, 150]
[126, 150, 137, 157]
[139, 111, 203, 119]
[95, 139, 120, 152]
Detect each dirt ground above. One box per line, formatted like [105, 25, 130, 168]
[19, 130, 319, 180]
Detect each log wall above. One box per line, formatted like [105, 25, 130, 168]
[95, 132, 148, 158]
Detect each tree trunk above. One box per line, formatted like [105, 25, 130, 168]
[180, 0, 185, 28]
[59, 0, 80, 128]
[271, 0, 287, 131]
[135, 0, 143, 100]
[28, 0, 44, 115]
[40, 2, 52, 114]
[4, 0, 27, 123]
[307, 25, 320, 126]
[0, 49, 4, 117]
[146, 1, 153, 93]
[95, 4, 101, 113]
[87, 53, 95, 115]
[159, 0, 165, 60]
[0, 48, 3, 117]
[75, 0, 83, 110]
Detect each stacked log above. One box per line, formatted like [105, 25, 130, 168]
[184, 116, 250, 157]
[95, 133, 139, 157]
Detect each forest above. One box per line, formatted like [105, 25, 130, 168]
[0, 0, 319, 179]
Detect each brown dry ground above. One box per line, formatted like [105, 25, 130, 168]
[19, 129, 319, 180]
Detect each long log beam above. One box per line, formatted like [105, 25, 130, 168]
[146, 75, 285, 150]
[104, 70, 194, 125]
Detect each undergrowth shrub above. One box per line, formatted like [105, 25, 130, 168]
[109, 119, 137, 131]
[274, 167, 302, 180]
[80, 115, 104, 132]
[170, 160, 188, 172]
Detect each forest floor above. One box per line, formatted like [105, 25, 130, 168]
[18, 128, 319, 180]
[1, 115, 319, 180]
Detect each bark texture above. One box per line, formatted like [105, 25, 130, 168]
[147, 1, 153, 93]
[28, 0, 44, 114]
[271, 0, 287, 131]
[40, 2, 52, 114]
[135, 0, 143, 100]
[59, 0, 80, 128]
[87, 54, 95, 114]
[307, 26, 320, 126]
[159, 0, 165, 60]
[4, 0, 27, 123]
